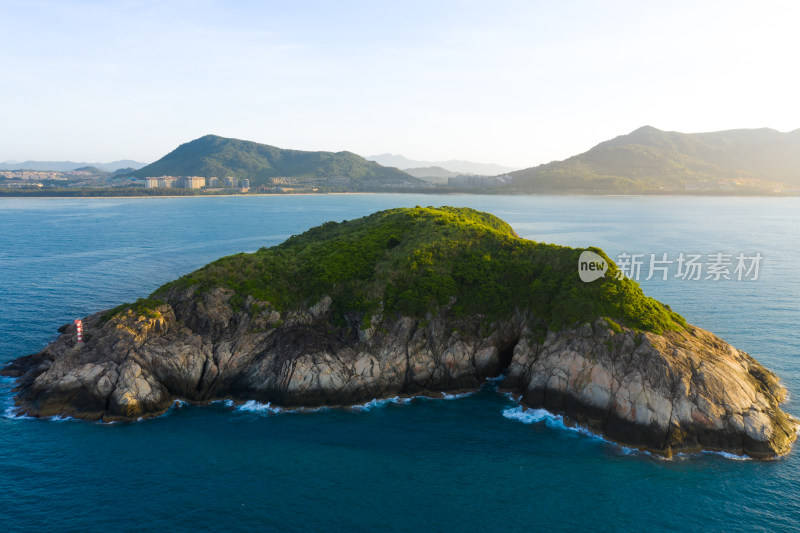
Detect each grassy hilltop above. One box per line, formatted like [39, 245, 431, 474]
[119, 207, 686, 334]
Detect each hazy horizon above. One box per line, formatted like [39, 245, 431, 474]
[3, 1, 799, 168]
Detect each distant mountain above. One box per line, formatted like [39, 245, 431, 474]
[403, 166, 459, 179]
[507, 126, 800, 193]
[73, 166, 106, 174]
[0, 160, 147, 172]
[367, 154, 517, 176]
[130, 135, 423, 190]
[95, 161, 148, 172]
[401, 166, 463, 185]
[110, 167, 138, 176]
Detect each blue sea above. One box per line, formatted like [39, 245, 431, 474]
[1, 194, 799, 532]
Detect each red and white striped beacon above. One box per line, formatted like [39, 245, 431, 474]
[74, 319, 83, 344]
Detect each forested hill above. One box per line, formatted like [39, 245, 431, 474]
[130, 135, 423, 189]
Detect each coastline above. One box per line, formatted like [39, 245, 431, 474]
[1, 190, 799, 200]
[0, 192, 382, 199]
[5, 205, 794, 458]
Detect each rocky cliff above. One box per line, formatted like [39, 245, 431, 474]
[3, 207, 796, 458]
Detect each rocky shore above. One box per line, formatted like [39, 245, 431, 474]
[4, 286, 797, 458]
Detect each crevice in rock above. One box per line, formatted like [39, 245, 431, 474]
[402, 324, 414, 393]
[490, 335, 520, 378]
[196, 356, 210, 394]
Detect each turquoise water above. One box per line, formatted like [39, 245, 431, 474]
[1, 195, 799, 531]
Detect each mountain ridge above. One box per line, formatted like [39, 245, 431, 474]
[130, 135, 423, 190]
[506, 126, 800, 193]
[0, 160, 147, 172]
[367, 153, 517, 176]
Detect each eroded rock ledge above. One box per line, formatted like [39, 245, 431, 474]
[3, 286, 797, 459]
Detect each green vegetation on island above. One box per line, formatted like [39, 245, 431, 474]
[144, 206, 685, 334]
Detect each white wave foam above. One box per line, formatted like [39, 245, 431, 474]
[237, 400, 285, 414]
[350, 396, 412, 412]
[0, 378, 23, 419]
[47, 414, 76, 422]
[440, 391, 476, 400]
[700, 450, 751, 461]
[1, 388, 32, 420]
[502, 405, 551, 424]
[234, 392, 472, 415]
[231, 399, 332, 415]
[617, 445, 650, 456]
[500, 391, 523, 403]
[502, 405, 601, 440]
[3, 404, 33, 420]
[504, 405, 757, 460]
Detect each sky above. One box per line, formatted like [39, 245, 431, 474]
[2, 0, 800, 168]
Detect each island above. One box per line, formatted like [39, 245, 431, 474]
[3, 207, 797, 458]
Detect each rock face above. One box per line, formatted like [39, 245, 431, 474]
[504, 322, 797, 457]
[3, 286, 797, 458]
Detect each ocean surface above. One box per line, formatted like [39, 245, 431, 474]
[1, 194, 799, 532]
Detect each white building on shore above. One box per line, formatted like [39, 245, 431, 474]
[181, 176, 206, 189]
[145, 176, 205, 188]
[157, 177, 180, 188]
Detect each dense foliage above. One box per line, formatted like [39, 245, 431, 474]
[151, 207, 685, 333]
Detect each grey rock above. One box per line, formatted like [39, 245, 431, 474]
[3, 291, 797, 458]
